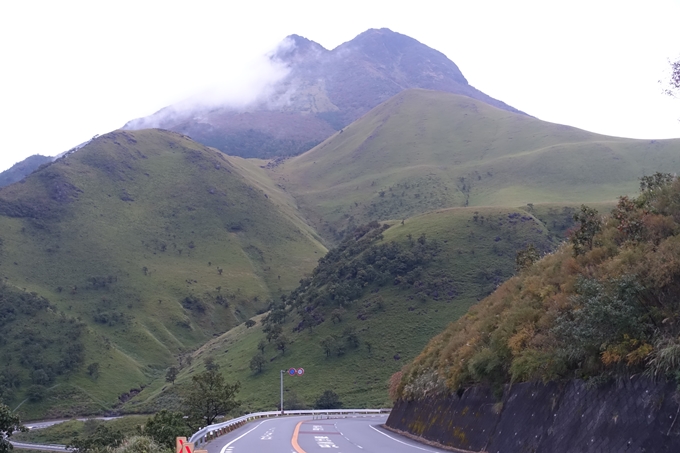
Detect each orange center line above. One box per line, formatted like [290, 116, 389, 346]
[291, 421, 307, 453]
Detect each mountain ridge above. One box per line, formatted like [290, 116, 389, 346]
[123, 28, 524, 158]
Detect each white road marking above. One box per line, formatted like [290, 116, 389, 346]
[260, 427, 276, 440]
[369, 425, 440, 452]
[219, 419, 272, 453]
[313, 425, 324, 431]
[314, 435, 339, 448]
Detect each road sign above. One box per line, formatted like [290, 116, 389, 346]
[288, 368, 296, 376]
[297, 368, 305, 376]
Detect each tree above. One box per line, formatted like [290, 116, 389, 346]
[257, 339, 267, 354]
[266, 325, 282, 343]
[244, 319, 256, 328]
[87, 363, 100, 380]
[165, 366, 178, 384]
[26, 385, 46, 402]
[0, 403, 26, 453]
[144, 410, 191, 449]
[204, 356, 219, 371]
[515, 244, 540, 272]
[276, 335, 289, 355]
[314, 390, 343, 409]
[249, 354, 265, 374]
[183, 369, 240, 429]
[570, 205, 601, 256]
[640, 172, 675, 192]
[662, 58, 680, 98]
[320, 336, 336, 357]
[343, 327, 359, 348]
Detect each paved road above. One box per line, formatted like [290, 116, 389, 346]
[204, 415, 449, 453]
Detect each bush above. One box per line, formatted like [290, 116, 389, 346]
[314, 390, 342, 409]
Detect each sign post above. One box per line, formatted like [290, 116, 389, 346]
[280, 369, 284, 415]
[281, 367, 305, 415]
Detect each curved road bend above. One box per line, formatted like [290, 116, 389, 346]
[204, 415, 450, 453]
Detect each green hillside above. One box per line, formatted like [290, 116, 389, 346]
[272, 89, 680, 241]
[0, 129, 325, 418]
[0, 155, 53, 188]
[395, 176, 680, 401]
[125, 203, 576, 411]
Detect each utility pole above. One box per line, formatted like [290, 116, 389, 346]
[280, 369, 284, 415]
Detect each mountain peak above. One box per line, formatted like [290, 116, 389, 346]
[125, 29, 523, 159]
[275, 34, 327, 63]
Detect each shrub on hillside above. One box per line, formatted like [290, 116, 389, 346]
[396, 174, 680, 399]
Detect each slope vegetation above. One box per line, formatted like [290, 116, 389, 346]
[0, 129, 325, 417]
[273, 89, 680, 241]
[395, 175, 680, 400]
[126, 204, 572, 411]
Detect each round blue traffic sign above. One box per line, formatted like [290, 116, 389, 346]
[288, 368, 296, 376]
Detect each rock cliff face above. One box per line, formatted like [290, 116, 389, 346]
[124, 28, 523, 158]
[387, 377, 680, 452]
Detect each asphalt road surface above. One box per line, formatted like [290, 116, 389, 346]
[203, 415, 450, 453]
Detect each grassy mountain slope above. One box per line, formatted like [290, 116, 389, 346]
[395, 176, 680, 401]
[0, 129, 325, 417]
[125, 203, 577, 411]
[0, 155, 53, 188]
[273, 89, 680, 240]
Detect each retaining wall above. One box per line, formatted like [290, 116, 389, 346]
[387, 376, 680, 452]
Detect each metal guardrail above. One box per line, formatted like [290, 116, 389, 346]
[189, 408, 391, 446]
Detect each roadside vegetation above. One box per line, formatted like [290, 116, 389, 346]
[395, 174, 680, 400]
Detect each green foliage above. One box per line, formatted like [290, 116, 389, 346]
[398, 175, 680, 399]
[183, 369, 240, 429]
[110, 436, 169, 453]
[552, 277, 647, 362]
[640, 172, 675, 192]
[0, 402, 26, 453]
[26, 385, 46, 402]
[277, 89, 680, 240]
[570, 205, 601, 255]
[164, 367, 178, 385]
[143, 410, 190, 449]
[249, 354, 265, 374]
[132, 204, 558, 411]
[0, 129, 326, 417]
[515, 244, 540, 272]
[68, 424, 124, 453]
[314, 390, 343, 409]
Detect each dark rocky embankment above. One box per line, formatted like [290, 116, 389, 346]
[387, 376, 680, 452]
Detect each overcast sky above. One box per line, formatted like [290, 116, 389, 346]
[1, 0, 678, 172]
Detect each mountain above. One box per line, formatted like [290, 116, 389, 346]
[0, 155, 53, 188]
[124, 28, 523, 159]
[272, 89, 680, 241]
[0, 129, 325, 418]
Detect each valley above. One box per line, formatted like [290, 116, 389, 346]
[0, 29, 678, 438]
